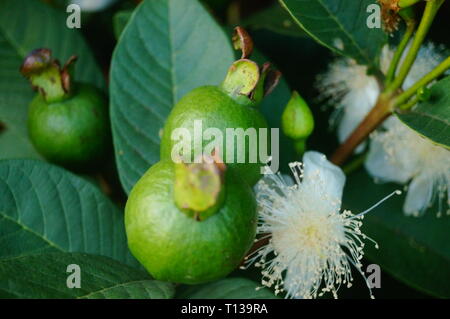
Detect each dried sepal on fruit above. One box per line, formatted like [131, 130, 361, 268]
[20, 48, 110, 170]
[20, 48, 77, 103]
[174, 153, 227, 221]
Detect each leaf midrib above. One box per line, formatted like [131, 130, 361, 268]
[406, 109, 450, 126]
[279, 0, 373, 65]
[0, 18, 29, 59]
[168, 0, 178, 107]
[396, 111, 450, 149]
[0, 213, 64, 253]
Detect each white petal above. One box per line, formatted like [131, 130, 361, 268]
[365, 137, 413, 184]
[403, 174, 434, 216]
[337, 86, 378, 144]
[302, 151, 346, 202]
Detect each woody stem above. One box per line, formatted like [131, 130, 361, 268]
[330, 93, 393, 166]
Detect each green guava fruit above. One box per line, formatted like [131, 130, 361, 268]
[125, 160, 257, 284]
[28, 83, 110, 170]
[20, 49, 110, 170]
[160, 85, 269, 186]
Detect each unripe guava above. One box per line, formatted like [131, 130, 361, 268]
[125, 160, 257, 284]
[160, 86, 269, 186]
[28, 83, 110, 170]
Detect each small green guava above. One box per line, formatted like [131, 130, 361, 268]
[160, 85, 269, 186]
[160, 58, 281, 187]
[21, 48, 110, 170]
[27, 84, 110, 169]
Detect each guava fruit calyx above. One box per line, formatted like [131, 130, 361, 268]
[220, 27, 281, 107]
[20, 48, 77, 103]
[174, 152, 227, 221]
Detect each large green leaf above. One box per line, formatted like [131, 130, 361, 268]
[344, 169, 450, 298]
[110, 0, 235, 193]
[176, 278, 277, 299]
[279, 0, 387, 67]
[397, 76, 450, 149]
[0, 253, 173, 299]
[0, 159, 138, 267]
[0, 0, 105, 160]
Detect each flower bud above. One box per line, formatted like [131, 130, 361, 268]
[417, 86, 431, 102]
[281, 91, 314, 141]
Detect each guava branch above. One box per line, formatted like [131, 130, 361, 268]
[330, 0, 446, 166]
[330, 53, 450, 165]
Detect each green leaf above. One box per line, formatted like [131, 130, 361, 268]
[0, 252, 174, 299]
[113, 9, 134, 40]
[396, 76, 450, 149]
[344, 169, 450, 298]
[243, 4, 306, 37]
[0, 159, 138, 268]
[110, 0, 235, 193]
[279, 0, 387, 67]
[0, 0, 105, 160]
[176, 278, 278, 299]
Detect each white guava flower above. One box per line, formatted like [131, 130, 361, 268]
[317, 43, 449, 216]
[366, 117, 450, 216]
[317, 43, 446, 143]
[246, 151, 399, 299]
